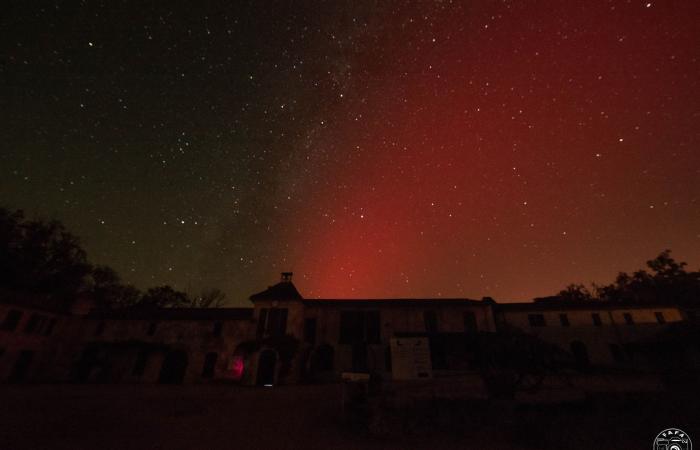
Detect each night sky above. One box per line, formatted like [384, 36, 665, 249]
[2, 1, 699, 306]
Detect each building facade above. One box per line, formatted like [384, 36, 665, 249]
[0, 273, 690, 385]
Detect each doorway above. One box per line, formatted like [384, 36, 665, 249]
[256, 349, 277, 386]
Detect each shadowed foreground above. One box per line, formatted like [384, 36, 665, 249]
[0, 384, 697, 449]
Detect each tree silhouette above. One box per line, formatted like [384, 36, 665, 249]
[189, 288, 226, 308]
[1, 207, 227, 310]
[139, 285, 191, 309]
[557, 250, 700, 305]
[0, 208, 91, 300]
[89, 265, 142, 309]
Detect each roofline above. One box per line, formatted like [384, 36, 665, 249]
[302, 298, 486, 307]
[494, 302, 680, 312]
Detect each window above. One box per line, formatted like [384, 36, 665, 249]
[24, 314, 42, 334]
[340, 311, 364, 344]
[44, 319, 57, 336]
[0, 347, 4, 358]
[528, 314, 546, 327]
[365, 311, 380, 344]
[339, 311, 380, 344]
[559, 313, 570, 327]
[132, 351, 149, 376]
[424, 310, 439, 333]
[654, 312, 666, 324]
[213, 322, 223, 337]
[256, 308, 268, 339]
[2, 309, 23, 331]
[623, 313, 634, 325]
[464, 311, 478, 332]
[147, 322, 158, 336]
[591, 313, 602, 326]
[266, 308, 288, 336]
[202, 352, 218, 378]
[94, 321, 106, 336]
[304, 318, 317, 344]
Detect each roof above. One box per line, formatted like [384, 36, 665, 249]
[249, 281, 303, 302]
[494, 300, 678, 312]
[303, 298, 486, 307]
[88, 307, 254, 321]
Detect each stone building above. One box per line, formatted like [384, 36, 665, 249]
[0, 273, 690, 385]
[492, 299, 684, 368]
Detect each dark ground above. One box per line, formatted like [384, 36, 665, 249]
[0, 384, 697, 449]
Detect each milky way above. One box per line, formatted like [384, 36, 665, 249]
[2, 2, 699, 305]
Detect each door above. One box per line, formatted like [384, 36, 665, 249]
[256, 349, 277, 386]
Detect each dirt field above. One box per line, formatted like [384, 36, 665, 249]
[0, 384, 697, 449]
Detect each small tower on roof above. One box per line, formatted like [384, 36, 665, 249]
[281, 272, 293, 283]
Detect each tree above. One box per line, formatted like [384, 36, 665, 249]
[557, 284, 594, 302]
[189, 288, 226, 308]
[0, 208, 91, 300]
[89, 265, 142, 309]
[1, 207, 231, 311]
[140, 285, 190, 309]
[559, 250, 700, 305]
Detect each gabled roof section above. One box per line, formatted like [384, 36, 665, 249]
[249, 281, 303, 302]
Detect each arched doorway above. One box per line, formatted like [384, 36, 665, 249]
[256, 349, 277, 386]
[570, 341, 590, 369]
[158, 350, 188, 384]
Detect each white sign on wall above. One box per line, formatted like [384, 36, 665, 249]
[390, 337, 433, 380]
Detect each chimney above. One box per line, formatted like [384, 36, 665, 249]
[281, 272, 293, 283]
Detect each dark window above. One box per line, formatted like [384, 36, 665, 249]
[132, 351, 149, 376]
[213, 322, 223, 337]
[385, 346, 392, 372]
[266, 308, 288, 336]
[0, 347, 4, 358]
[44, 319, 57, 336]
[623, 313, 634, 325]
[340, 311, 364, 344]
[365, 311, 380, 344]
[339, 311, 380, 344]
[464, 311, 478, 332]
[202, 352, 218, 378]
[528, 314, 546, 327]
[424, 310, 439, 333]
[559, 313, 570, 327]
[94, 321, 106, 336]
[147, 322, 158, 336]
[609, 344, 625, 363]
[304, 318, 317, 345]
[591, 313, 602, 326]
[654, 312, 666, 324]
[2, 309, 23, 331]
[24, 314, 42, 334]
[256, 308, 268, 339]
